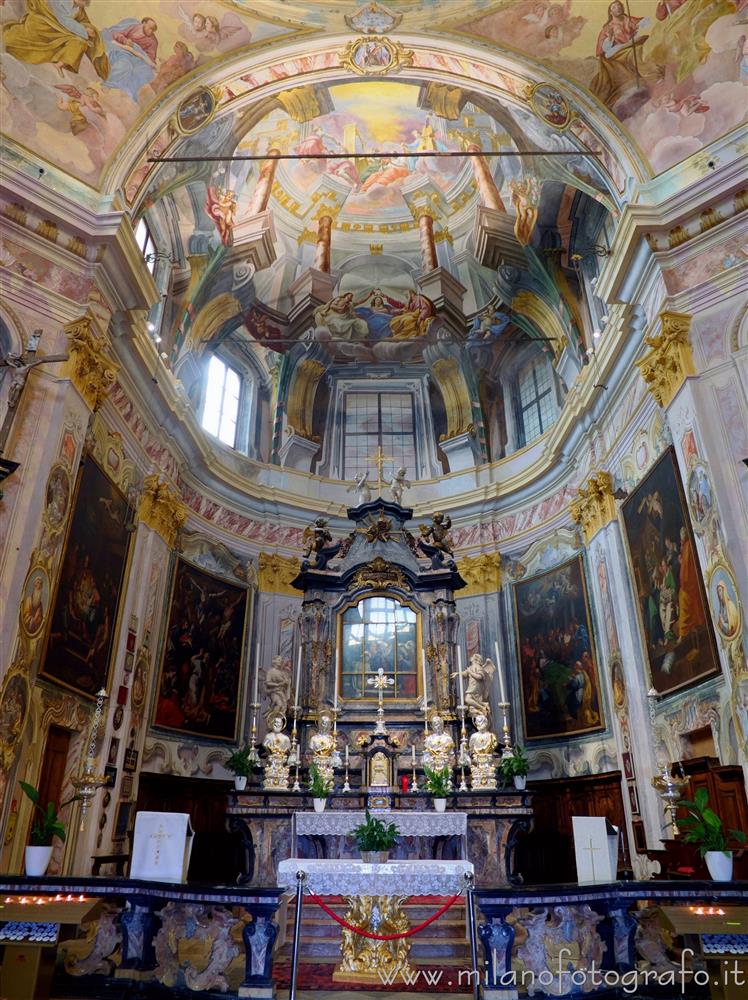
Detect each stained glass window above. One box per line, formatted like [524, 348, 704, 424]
[340, 597, 418, 700]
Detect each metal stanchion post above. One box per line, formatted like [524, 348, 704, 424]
[465, 870, 481, 1000]
[289, 869, 306, 1000]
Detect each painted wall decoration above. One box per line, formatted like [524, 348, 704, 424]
[41, 459, 132, 698]
[708, 562, 743, 642]
[20, 566, 50, 639]
[153, 559, 247, 740]
[621, 447, 720, 695]
[513, 554, 604, 740]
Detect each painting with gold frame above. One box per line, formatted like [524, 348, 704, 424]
[513, 554, 604, 741]
[338, 594, 421, 701]
[40, 458, 132, 698]
[153, 559, 248, 741]
[621, 447, 720, 696]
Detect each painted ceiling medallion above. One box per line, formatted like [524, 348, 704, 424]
[527, 83, 575, 132]
[345, 2, 402, 35]
[340, 37, 414, 77]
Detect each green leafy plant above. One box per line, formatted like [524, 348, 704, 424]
[350, 809, 399, 853]
[677, 787, 746, 857]
[225, 744, 255, 777]
[423, 764, 450, 798]
[19, 781, 79, 847]
[307, 763, 332, 799]
[499, 745, 529, 785]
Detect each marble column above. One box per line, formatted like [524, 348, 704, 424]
[246, 148, 281, 216]
[468, 144, 505, 212]
[417, 212, 438, 272]
[313, 214, 333, 273]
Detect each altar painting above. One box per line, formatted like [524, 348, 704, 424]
[41, 460, 131, 698]
[154, 560, 247, 740]
[621, 448, 719, 695]
[340, 596, 418, 700]
[514, 555, 603, 741]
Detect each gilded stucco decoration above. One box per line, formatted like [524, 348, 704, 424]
[137, 475, 188, 549]
[457, 552, 501, 597]
[569, 471, 617, 545]
[64, 315, 119, 412]
[635, 311, 696, 409]
[339, 37, 414, 77]
[258, 552, 301, 596]
[352, 557, 408, 592]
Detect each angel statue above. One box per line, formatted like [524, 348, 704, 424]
[301, 516, 340, 569]
[453, 653, 495, 721]
[262, 655, 292, 725]
[418, 512, 453, 556]
[389, 467, 411, 505]
[346, 470, 371, 505]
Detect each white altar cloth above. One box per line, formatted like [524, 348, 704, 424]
[294, 810, 467, 837]
[277, 858, 473, 897]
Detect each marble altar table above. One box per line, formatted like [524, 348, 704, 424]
[291, 809, 468, 859]
[277, 858, 476, 991]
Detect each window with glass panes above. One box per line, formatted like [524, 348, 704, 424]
[134, 218, 157, 275]
[201, 355, 240, 447]
[343, 392, 417, 481]
[518, 359, 554, 444]
[340, 597, 418, 700]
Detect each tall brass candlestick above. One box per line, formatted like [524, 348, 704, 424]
[498, 701, 513, 755]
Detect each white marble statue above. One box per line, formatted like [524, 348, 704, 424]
[262, 655, 292, 726]
[462, 653, 495, 721]
[346, 470, 372, 505]
[262, 715, 291, 790]
[389, 467, 411, 505]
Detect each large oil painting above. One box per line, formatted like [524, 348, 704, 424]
[514, 554, 604, 741]
[621, 447, 720, 695]
[41, 459, 131, 697]
[154, 559, 247, 740]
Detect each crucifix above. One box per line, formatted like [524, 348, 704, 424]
[366, 444, 394, 495]
[584, 837, 600, 882]
[367, 667, 395, 736]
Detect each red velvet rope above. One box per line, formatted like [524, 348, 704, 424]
[307, 892, 462, 940]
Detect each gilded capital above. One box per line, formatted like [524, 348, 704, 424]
[635, 310, 696, 408]
[138, 475, 188, 549]
[457, 552, 501, 596]
[258, 552, 301, 596]
[63, 314, 119, 411]
[570, 471, 617, 544]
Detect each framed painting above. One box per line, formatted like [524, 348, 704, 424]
[41, 459, 132, 697]
[621, 448, 720, 696]
[514, 554, 604, 741]
[153, 559, 248, 741]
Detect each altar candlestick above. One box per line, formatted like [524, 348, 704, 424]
[333, 644, 340, 714]
[294, 644, 302, 709]
[252, 645, 260, 708]
[421, 648, 428, 727]
[456, 646, 465, 709]
[345, 745, 349, 767]
[494, 640, 507, 704]
[411, 744, 416, 767]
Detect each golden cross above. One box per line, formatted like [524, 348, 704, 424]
[366, 445, 394, 493]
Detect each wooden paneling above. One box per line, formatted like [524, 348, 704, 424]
[516, 772, 629, 885]
[28, 726, 71, 845]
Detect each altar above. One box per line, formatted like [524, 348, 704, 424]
[291, 809, 468, 858]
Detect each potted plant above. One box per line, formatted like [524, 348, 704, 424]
[307, 763, 332, 812]
[423, 765, 450, 812]
[350, 808, 399, 863]
[225, 744, 255, 791]
[499, 745, 529, 790]
[19, 781, 78, 877]
[677, 787, 746, 881]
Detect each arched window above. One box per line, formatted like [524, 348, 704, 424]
[517, 355, 555, 446]
[134, 218, 157, 275]
[201, 355, 241, 447]
[340, 597, 418, 701]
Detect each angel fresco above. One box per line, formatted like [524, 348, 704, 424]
[55, 82, 106, 134]
[205, 186, 237, 246]
[178, 6, 251, 54]
[2, 0, 109, 79]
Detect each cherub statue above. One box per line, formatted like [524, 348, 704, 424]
[419, 512, 453, 555]
[389, 467, 411, 505]
[301, 517, 340, 569]
[460, 653, 495, 721]
[346, 470, 371, 505]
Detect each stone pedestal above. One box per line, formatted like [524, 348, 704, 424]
[473, 205, 526, 270]
[439, 430, 481, 472]
[278, 431, 319, 472]
[230, 209, 277, 271]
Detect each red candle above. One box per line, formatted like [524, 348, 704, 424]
[400, 775, 409, 793]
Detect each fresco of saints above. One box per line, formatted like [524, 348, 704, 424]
[590, 1, 652, 112]
[2, 0, 109, 79]
[102, 16, 159, 102]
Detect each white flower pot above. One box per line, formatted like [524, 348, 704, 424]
[514, 776, 527, 791]
[434, 798, 447, 813]
[25, 845, 53, 877]
[313, 798, 327, 813]
[705, 851, 733, 881]
[234, 775, 247, 791]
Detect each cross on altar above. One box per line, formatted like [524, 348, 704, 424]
[367, 667, 395, 735]
[149, 824, 172, 868]
[584, 837, 600, 882]
[366, 445, 394, 493]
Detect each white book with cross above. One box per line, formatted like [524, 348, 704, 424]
[130, 811, 194, 882]
[571, 816, 619, 884]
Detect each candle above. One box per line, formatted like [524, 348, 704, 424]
[411, 744, 416, 767]
[421, 647, 428, 722]
[294, 644, 302, 709]
[456, 645, 465, 709]
[252, 644, 260, 706]
[494, 640, 507, 704]
[345, 745, 349, 767]
[333, 644, 340, 714]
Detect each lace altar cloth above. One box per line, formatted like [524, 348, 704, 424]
[277, 858, 473, 897]
[294, 810, 467, 837]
